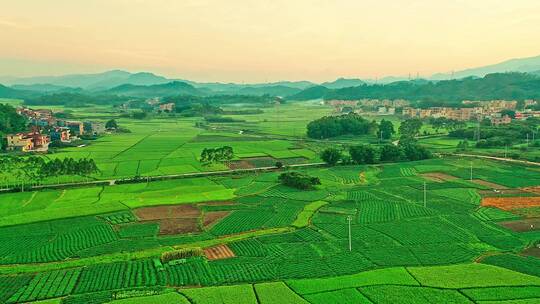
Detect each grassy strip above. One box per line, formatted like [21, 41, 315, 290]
[0, 227, 292, 275]
[173, 227, 293, 250]
[292, 201, 328, 228]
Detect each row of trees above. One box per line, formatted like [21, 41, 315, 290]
[0, 156, 99, 189]
[200, 146, 234, 163]
[321, 139, 431, 166]
[307, 113, 396, 139]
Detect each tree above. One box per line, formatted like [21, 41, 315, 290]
[0, 104, 27, 136]
[132, 112, 148, 119]
[275, 161, 283, 169]
[399, 140, 431, 161]
[399, 118, 423, 138]
[349, 145, 377, 164]
[500, 109, 516, 119]
[378, 119, 395, 140]
[105, 119, 118, 130]
[321, 148, 342, 166]
[379, 144, 402, 162]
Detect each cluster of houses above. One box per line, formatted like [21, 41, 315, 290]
[403, 100, 539, 125]
[325, 99, 410, 114]
[4, 107, 105, 153]
[119, 98, 175, 113]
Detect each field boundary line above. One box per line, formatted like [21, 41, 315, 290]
[449, 153, 540, 167]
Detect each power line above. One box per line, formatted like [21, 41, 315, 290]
[347, 215, 352, 252]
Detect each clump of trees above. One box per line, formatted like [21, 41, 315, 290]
[306, 113, 376, 139]
[320, 140, 431, 166]
[0, 104, 27, 141]
[105, 119, 118, 130]
[278, 171, 321, 190]
[200, 146, 234, 163]
[449, 118, 539, 147]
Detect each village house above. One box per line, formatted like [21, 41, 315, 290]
[158, 103, 175, 112]
[50, 127, 71, 142]
[402, 106, 483, 121]
[490, 114, 512, 126]
[60, 121, 85, 136]
[6, 132, 50, 152]
[84, 121, 106, 135]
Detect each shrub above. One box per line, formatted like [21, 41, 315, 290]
[160, 248, 203, 263]
[278, 172, 321, 190]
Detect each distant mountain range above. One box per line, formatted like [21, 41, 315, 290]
[432, 54, 540, 80]
[1, 54, 540, 100]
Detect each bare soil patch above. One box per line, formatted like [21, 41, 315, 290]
[522, 186, 540, 195]
[204, 244, 235, 260]
[472, 179, 508, 189]
[198, 201, 235, 206]
[421, 172, 458, 182]
[478, 189, 530, 197]
[203, 211, 230, 228]
[135, 205, 200, 221]
[482, 197, 540, 210]
[158, 218, 200, 235]
[522, 246, 540, 258]
[227, 160, 255, 170]
[499, 218, 540, 232]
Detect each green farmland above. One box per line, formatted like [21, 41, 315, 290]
[0, 156, 539, 303]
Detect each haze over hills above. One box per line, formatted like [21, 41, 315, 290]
[1, 54, 540, 99]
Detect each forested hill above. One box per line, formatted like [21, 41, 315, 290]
[288, 72, 540, 103]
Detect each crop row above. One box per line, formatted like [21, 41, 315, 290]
[7, 269, 81, 303]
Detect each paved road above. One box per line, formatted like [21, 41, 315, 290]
[2, 162, 327, 192]
[446, 153, 540, 167]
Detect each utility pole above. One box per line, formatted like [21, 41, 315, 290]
[504, 145, 507, 159]
[470, 161, 473, 181]
[423, 181, 427, 208]
[347, 215, 352, 252]
[526, 133, 529, 146]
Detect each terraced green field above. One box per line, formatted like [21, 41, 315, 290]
[0, 152, 539, 302]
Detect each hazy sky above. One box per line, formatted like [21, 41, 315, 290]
[1, 0, 540, 82]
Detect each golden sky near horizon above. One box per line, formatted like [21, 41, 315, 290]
[1, 0, 540, 82]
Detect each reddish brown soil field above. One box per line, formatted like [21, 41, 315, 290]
[203, 211, 230, 227]
[472, 179, 508, 189]
[135, 205, 200, 220]
[158, 218, 200, 235]
[421, 172, 458, 182]
[204, 244, 235, 260]
[499, 218, 540, 232]
[482, 197, 540, 210]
